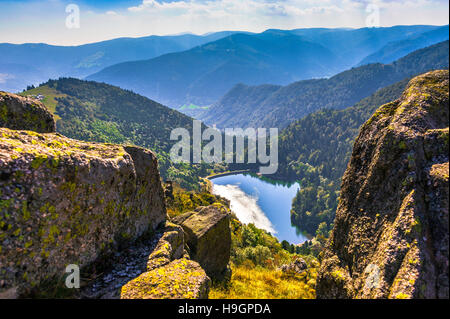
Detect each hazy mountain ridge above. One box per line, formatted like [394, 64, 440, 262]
[1, 25, 446, 107]
[0, 31, 242, 93]
[201, 40, 449, 129]
[87, 25, 447, 108]
[358, 25, 449, 65]
[286, 25, 442, 68]
[87, 31, 340, 107]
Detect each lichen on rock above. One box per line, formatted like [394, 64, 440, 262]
[0, 92, 55, 133]
[120, 259, 210, 299]
[172, 205, 231, 280]
[146, 222, 186, 271]
[0, 126, 166, 296]
[316, 70, 449, 299]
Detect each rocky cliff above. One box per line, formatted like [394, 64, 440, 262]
[0, 92, 231, 299]
[316, 70, 449, 299]
[0, 128, 166, 297]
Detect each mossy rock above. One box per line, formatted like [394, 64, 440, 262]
[120, 259, 210, 299]
[317, 70, 449, 299]
[172, 205, 231, 280]
[0, 126, 166, 297]
[147, 222, 185, 271]
[0, 91, 55, 133]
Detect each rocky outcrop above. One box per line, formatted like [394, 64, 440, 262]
[0, 127, 166, 296]
[0, 93, 234, 299]
[146, 222, 186, 271]
[281, 258, 308, 275]
[0, 92, 55, 133]
[120, 221, 210, 299]
[80, 221, 210, 299]
[121, 258, 210, 299]
[316, 70, 449, 299]
[119, 205, 233, 298]
[172, 205, 231, 279]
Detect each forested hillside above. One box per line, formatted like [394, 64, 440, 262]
[275, 78, 414, 236]
[201, 41, 449, 129]
[20, 78, 211, 189]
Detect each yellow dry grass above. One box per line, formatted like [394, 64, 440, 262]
[209, 264, 316, 299]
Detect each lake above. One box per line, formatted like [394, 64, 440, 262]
[210, 173, 308, 244]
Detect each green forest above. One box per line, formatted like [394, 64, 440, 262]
[21, 78, 219, 190]
[276, 78, 412, 235]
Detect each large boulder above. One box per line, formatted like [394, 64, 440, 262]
[316, 70, 449, 299]
[281, 258, 308, 275]
[0, 127, 166, 296]
[121, 258, 210, 299]
[120, 222, 210, 300]
[0, 92, 55, 133]
[172, 205, 231, 279]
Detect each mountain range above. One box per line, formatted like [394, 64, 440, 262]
[1, 25, 447, 110]
[0, 31, 241, 93]
[279, 78, 413, 235]
[358, 25, 449, 65]
[200, 40, 449, 129]
[87, 31, 340, 107]
[87, 25, 448, 108]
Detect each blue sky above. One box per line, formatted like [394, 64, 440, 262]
[0, 0, 448, 45]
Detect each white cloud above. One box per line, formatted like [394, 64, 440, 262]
[128, 0, 345, 17]
[0, 0, 447, 45]
[0, 74, 14, 84]
[212, 184, 277, 234]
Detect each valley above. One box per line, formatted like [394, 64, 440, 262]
[0, 17, 449, 301]
[201, 40, 449, 129]
[11, 37, 450, 257]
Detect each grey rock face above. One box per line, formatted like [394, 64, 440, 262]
[172, 205, 231, 279]
[0, 92, 55, 133]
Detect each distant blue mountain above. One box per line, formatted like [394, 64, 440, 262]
[87, 25, 447, 108]
[0, 31, 243, 93]
[87, 31, 341, 107]
[358, 25, 449, 65]
[287, 25, 442, 68]
[1, 25, 447, 107]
